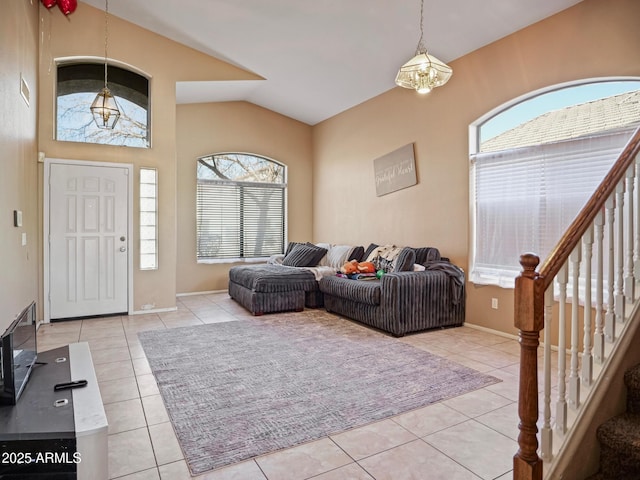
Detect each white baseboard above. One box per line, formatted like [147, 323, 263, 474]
[176, 290, 228, 297]
[463, 322, 519, 341]
[130, 306, 178, 315]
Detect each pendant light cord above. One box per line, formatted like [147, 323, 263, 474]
[416, 0, 426, 55]
[103, 0, 109, 88]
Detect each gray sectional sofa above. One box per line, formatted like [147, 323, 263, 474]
[228, 242, 465, 336]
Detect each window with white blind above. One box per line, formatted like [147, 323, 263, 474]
[196, 153, 286, 261]
[471, 128, 635, 287]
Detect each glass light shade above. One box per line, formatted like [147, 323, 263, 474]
[90, 86, 121, 129]
[395, 52, 453, 94]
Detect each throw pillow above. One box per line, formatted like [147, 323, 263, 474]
[282, 244, 328, 267]
[412, 247, 441, 265]
[284, 241, 305, 257]
[325, 245, 355, 269]
[363, 243, 379, 261]
[349, 245, 365, 262]
[393, 247, 416, 272]
[314, 242, 333, 266]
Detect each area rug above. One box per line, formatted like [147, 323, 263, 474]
[138, 311, 500, 475]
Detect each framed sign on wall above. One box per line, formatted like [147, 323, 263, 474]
[373, 143, 417, 196]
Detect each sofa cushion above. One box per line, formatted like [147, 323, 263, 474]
[319, 275, 381, 306]
[282, 243, 327, 267]
[229, 265, 318, 293]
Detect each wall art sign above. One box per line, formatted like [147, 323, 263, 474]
[373, 143, 417, 197]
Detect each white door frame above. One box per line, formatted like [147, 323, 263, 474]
[43, 158, 134, 323]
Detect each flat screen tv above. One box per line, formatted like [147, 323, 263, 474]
[0, 302, 37, 405]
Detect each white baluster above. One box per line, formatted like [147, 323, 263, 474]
[541, 286, 554, 460]
[605, 195, 616, 342]
[556, 264, 568, 435]
[634, 155, 640, 279]
[594, 209, 605, 364]
[616, 181, 626, 322]
[625, 166, 635, 301]
[582, 227, 593, 386]
[569, 246, 581, 409]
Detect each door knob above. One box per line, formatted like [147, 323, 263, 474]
[120, 246, 126, 252]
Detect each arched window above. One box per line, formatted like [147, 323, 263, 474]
[196, 153, 287, 261]
[56, 62, 150, 147]
[470, 80, 640, 287]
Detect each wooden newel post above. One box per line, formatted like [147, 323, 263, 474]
[513, 253, 544, 480]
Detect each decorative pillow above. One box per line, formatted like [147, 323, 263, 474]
[393, 247, 416, 272]
[315, 243, 333, 266]
[411, 247, 441, 265]
[348, 245, 365, 262]
[284, 241, 306, 257]
[363, 243, 379, 261]
[413, 263, 426, 271]
[282, 244, 328, 267]
[325, 245, 355, 269]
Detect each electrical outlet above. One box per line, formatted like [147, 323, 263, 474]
[491, 298, 499, 309]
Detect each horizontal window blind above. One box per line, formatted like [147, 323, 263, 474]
[197, 180, 285, 260]
[471, 128, 635, 287]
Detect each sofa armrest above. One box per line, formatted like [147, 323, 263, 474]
[379, 269, 465, 335]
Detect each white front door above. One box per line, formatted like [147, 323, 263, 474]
[48, 162, 130, 319]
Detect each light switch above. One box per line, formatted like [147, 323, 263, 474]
[21, 233, 27, 246]
[14, 210, 22, 227]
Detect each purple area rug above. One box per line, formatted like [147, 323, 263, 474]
[139, 310, 500, 475]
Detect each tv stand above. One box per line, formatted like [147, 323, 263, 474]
[0, 343, 108, 479]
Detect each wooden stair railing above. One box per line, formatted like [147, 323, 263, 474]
[513, 126, 640, 480]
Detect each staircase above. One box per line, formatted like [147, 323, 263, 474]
[588, 364, 640, 480]
[512, 126, 640, 480]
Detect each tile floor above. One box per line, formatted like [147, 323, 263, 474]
[37, 293, 524, 480]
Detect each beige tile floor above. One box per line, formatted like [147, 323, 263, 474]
[37, 293, 523, 480]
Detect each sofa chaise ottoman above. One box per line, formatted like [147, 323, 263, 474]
[228, 264, 321, 316]
[228, 242, 364, 315]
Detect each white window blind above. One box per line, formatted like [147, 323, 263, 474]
[471, 128, 635, 287]
[196, 180, 285, 260]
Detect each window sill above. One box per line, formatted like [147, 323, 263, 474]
[197, 257, 271, 265]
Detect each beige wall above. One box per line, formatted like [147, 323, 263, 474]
[312, 0, 640, 334]
[4, 0, 640, 335]
[37, 2, 259, 312]
[176, 102, 313, 293]
[0, 0, 39, 329]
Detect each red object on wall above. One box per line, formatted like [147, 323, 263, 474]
[41, 0, 57, 8]
[57, 0, 77, 15]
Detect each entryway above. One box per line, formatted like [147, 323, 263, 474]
[44, 159, 133, 322]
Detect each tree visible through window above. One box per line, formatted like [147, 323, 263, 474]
[470, 80, 640, 287]
[56, 62, 150, 147]
[196, 153, 286, 261]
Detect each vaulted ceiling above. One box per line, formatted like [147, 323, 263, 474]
[82, 0, 583, 125]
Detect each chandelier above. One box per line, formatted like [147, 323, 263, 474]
[90, 0, 121, 129]
[395, 0, 452, 94]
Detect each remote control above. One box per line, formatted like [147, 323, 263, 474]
[54, 380, 88, 391]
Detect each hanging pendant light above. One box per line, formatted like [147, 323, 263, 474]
[90, 0, 121, 129]
[395, 0, 452, 94]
